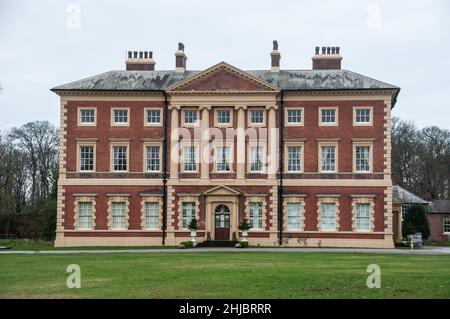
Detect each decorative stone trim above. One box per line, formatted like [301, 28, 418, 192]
[177, 196, 200, 230]
[167, 186, 175, 231]
[317, 197, 340, 231]
[283, 196, 306, 232]
[73, 195, 96, 230]
[351, 196, 375, 232]
[107, 195, 130, 230]
[269, 186, 278, 232]
[140, 196, 163, 230]
[244, 196, 267, 230]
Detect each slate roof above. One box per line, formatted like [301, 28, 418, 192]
[51, 69, 399, 93]
[392, 185, 431, 205]
[430, 200, 450, 213]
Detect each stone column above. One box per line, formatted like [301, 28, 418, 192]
[169, 105, 180, 179]
[235, 105, 247, 179]
[267, 104, 278, 179]
[200, 105, 211, 179]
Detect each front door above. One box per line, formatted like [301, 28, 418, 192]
[214, 204, 230, 240]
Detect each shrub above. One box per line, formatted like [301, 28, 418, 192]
[238, 219, 251, 231]
[187, 219, 199, 231]
[179, 240, 194, 249]
[235, 240, 249, 248]
[402, 204, 430, 239]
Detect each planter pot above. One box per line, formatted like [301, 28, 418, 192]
[190, 230, 197, 237]
[190, 230, 197, 247]
[241, 230, 249, 242]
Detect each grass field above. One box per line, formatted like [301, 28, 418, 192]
[1, 252, 449, 298]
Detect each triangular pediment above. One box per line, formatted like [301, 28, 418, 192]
[203, 185, 241, 196]
[167, 62, 279, 93]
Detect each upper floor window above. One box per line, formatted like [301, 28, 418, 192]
[319, 107, 338, 126]
[182, 202, 196, 229]
[112, 145, 128, 171]
[79, 145, 95, 172]
[320, 145, 337, 172]
[112, 108, 129, 126]
[145, 108, 161, 126]
[286, 108, 303, 125]
[355, 146, 371, 173]
[249, 109, 265, 126]
[355, 203, 371, 231]
[354, 107, 372, 126]
[145, 145, 161, 172]
[249, 146, 264, 172]
[216, 110, 232, 126]
[79, 108, 96, 125]
[287, 146, 302, 172]
[183, 145, 198, 172]
[287, 203, 301, 231]
[78, 202, 93, 230]
[183, 109, 198, 126]
[216, 146, 231, 172]
[249, 202, 263, 230]
[320, 203, 336, 231]
[145, 202, 160, 230]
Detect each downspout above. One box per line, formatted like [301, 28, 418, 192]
[277, 91, 285, 245]
[162, 91, 169, 246]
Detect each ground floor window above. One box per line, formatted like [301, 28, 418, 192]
[287, 203, 301, 230]
[182, 202, 196, 229]
[78, 202, 92, 230]
[355, 203, 371, 231]
[145, 202, 159, 230]
[249, 202, 263, 230]
[321, 203, 336, 231]
[444, 218, 450, 233]
[112, 202, 126, 230]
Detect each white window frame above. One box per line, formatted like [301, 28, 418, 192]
[181, 202, 196, 229]
[443, 218, 450, 234]
[247, 142, 266, 173]
[182, 108, 199, 127]
[353, 143, 373, 173]
[111, 107, 130, 126]
[214, 108, 233, 127]
[319, 142, 338, 173]
[287, 202, 302, 231]
[77, 142, 96, 172]
[351, 196, 375, 232]
[353, 106, 373, 126]
[145, 202, 160, 230]
[78, 107, 97, 126]
[214, 142, 233, 173]
[144, 107, 163, 127]
[110, 142, 129, 172]
[111, 202, 126, 230]
[285, 142, 304, 173]
[248, 108, 266, 127]
[181, 142, 199, 173]
[143, 143, 162, 173]
[285, 107, 304, 126]
[318, 107, 338, 126]
[320, 202, 337, 231]
[249, 202, 263, 230]
[77, 201, 93, 230]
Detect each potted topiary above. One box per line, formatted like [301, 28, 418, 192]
[238, 219, 251, 242]
[187, 218, 199, 247]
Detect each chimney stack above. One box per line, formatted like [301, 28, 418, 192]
[270, 40, 281, 73]
[312, 46, 342, 70]
[175, 42, 187, 73]
[125, 50, 155, 71]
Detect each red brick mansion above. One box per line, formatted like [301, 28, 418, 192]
[52, 42, 400, 248]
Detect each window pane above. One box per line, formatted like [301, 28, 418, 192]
[182, 202, 196, 229]
[183, 146, 197, 172]
[287, 203, 301, 230]
[216, 146, 231, 172]
[80, 109, 95, 123]
[250, 110, 264, 124]
[355, 203, 371, 231]
[321, 146, 336, 172]
[79, 146, 94, 171]
[184, 110, 198, 124]
[287, 109, 302, 123]
[114, 109, 128, 123]
[112, 202, 125, 230]
[78, 202, 92, 229]
[355, 146, 370, 172]
[217, 110, 231, 124]
[146, 146, 160, 172]
[287, 146, 301, 172]
[443, 218, 450, 233]
[321, 109, 336, 123]
[249, 202, 263, 229]
[250, 146, 263, 172]
[321, 203, 336, 231]
[147, 109, 161, 124]
[113, 146, 127, 171]
[356, 109, 371, 123]
[145, 202, 159, 230]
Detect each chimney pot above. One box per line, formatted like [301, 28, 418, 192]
[133, 51, 138, 59]
[327, 47, 331, 54]
[139, 51, 143, 59]
[336, 47, 340, 54]
[322, 47, 326, 54]
[128, 51, 132, 59]
[331, 47, 336, 54]
[271, 40, 281, 72]
[178, 42, 184, 51]
[273, 40, 278, 51]
[315, 46, 320, 55]
[144, 51, 148, 59]
[149, 51, 153, 58]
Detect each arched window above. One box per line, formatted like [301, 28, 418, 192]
[215, 204, 230, 214]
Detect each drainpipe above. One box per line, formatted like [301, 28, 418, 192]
[162, 91, 169, 245]
[278, 91, 285, 245]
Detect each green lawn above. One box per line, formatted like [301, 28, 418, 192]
[1, 252, 449, 298]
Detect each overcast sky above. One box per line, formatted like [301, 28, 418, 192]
[0, 0, 449, 131]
